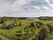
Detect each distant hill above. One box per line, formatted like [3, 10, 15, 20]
[37, 16, 53, 20]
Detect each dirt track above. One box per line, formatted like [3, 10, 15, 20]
[0, 34, 9, 40]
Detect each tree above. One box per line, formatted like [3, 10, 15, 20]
[37, 26, 49, 40]
[36, 21, 43, 28]
[47, 22, 53, 33]
[29, 22, 35, 28]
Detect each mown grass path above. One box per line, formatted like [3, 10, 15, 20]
[0, 34, 9, 40]
[29, 28, 42, 40]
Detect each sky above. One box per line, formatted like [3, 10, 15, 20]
[0, 0, 53, 17]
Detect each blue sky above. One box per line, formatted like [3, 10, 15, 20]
[0, 0, 53, 17]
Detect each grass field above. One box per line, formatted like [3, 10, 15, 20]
[0, 18, 53, 40]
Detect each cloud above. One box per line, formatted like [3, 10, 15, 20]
[48, 4, 53, 8]
[34, 6, 40, 9]
[44, 0, 50, 3]
[0, 0, 53, 17]
[41, 6, 49, 10]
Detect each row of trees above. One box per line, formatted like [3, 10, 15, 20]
[38, 16, 53, 20]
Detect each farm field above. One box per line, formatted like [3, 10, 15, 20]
[0, 17, 53, 40]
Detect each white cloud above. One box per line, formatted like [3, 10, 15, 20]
[0, 0, 53, 17]
[41, 6, 49, 9]
[44, 0, 50, 3]
[48, 4, 53, 8]
[34, 6, 40, 9]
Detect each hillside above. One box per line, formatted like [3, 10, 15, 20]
[0, 17, 53, 40]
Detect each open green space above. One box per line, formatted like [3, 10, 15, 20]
[0, 17, 53, 40]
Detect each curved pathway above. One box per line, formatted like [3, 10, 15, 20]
[0, 34, 9, 40]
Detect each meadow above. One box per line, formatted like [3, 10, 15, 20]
[0, 17, 53, 40]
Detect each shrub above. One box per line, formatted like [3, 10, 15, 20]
[47, 22, 53, 33]
[16, 33, 22, 37]
[19, 22, 21, 26]
[2, 24, 14, 29]
[16, 31, 22, 33]
[0, 38, 2, 40]
[29, 22, 35, 28]
[36, 21, 43, 28]
[16, 31, 23, 40]
[37, 26, 49, 40]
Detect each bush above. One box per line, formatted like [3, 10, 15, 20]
[47, 22, 53, 33]
[36, 21, 43, 28]
[16, 33, 22, 37]
[2, 24, 14, 29]
[29, 22, 35, 28]
[37, 26, 49, 40]
[18, 22, 21, 26]
[16, 30, 23, 40]
[31, 37, 36, 40]
[16, 31, 22, 33]
[0, 38, 2, 40]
